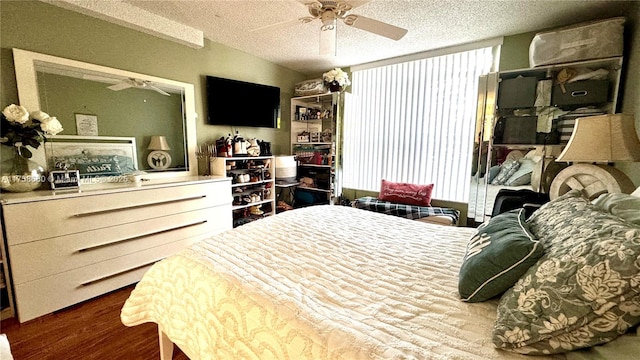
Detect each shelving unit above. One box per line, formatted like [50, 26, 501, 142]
[470, 56, 624, 223]
[290, 93, 341, 206]
[492, 56, 623, 147]
[211, 156, 275, 227]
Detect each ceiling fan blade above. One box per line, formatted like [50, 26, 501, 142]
[343, 14, 407, 40]
[319, 20, 337, 56]
[107, 82, 133, 91]
[148, 85, 171, 96]
[83, 74, 121, 84]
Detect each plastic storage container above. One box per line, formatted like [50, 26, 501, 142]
[529, 17, 625, 67]
[294, 78, 327, 96]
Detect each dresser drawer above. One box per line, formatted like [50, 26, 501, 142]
[13, 236, 198, 322]
[10, 205, 230, 284]
[4, 181, 230, 245]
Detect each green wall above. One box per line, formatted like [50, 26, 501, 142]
[0, 1, 307, 163]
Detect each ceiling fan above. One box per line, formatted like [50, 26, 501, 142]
[251, 0, 408, 55]
[83, 74, 171, 96]
[107, 78, 171, 96]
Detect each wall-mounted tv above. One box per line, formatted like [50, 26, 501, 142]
[206, 76, 280, 128]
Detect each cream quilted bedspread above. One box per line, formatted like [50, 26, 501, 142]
[121, 205, 563, 360]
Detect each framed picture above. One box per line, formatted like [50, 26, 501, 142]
[75, 113, 99, 136]
[44, 135, 138, 182]
[49, 170, 80, 191]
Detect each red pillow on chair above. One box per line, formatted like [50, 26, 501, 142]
[378, 179, 434, 207]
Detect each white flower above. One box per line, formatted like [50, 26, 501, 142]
[323, 68, 351, 87]
[40, 116, 64, 135]
[30, 110, 51, 122]
[2, 104, 29, 124]
[1, 104, 64, 153]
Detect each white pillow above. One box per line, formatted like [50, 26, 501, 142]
[632, 187, 640, 198]
[524, 149, 542, 163]
[505, 158, 536, 186]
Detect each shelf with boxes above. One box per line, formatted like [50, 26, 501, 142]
[493, 56, 623, 147]
[211, 156, 275, 227]
[290, 93, 340, 205]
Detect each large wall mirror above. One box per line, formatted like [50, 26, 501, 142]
[13, 48, 198, 182]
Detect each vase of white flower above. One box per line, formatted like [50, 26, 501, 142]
[1, 104, 64, 192]
[0, 143, 46, 192]
[322, 68, 351, 93]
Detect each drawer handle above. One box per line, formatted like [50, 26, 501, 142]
[570, 90, 588, 97]
[74, 195, 207, 217]
[79, 260, 158, 287]
[76, 220, 208, 253]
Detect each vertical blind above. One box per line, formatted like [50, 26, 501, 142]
[343, 45, 498, 203]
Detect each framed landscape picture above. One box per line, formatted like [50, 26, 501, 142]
[44, 135, 138, 182]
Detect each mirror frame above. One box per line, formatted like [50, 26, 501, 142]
[12, 48, 198, 181]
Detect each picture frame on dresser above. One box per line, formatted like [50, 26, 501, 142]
[44, 135, 137, 182]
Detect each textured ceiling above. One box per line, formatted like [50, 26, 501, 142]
[51, 0, 632, 75]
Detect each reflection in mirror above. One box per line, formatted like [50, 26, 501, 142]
[469, 73, 498, 224]
[13, 48, 198, 181]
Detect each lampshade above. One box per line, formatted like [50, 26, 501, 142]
[556, 114, 640, 162]
[147, 135, 171, 150]
[274, 155, 297, 182]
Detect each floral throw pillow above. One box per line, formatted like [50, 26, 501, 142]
[493, 190, 640, 354]
[491, 160, 520, 185]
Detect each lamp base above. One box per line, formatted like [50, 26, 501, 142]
[549, 163, 636, 201]
[147, 150, 172, 170]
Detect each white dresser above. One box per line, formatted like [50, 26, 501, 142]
[0, 177, 232, 322]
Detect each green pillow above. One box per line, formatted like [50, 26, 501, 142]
[458, 208, 543, 302]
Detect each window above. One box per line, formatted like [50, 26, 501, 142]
[343, 41, 501, 202]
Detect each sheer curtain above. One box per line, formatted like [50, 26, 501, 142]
[343, 41, 500, 202]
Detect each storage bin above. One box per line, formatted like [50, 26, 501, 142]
[294, 78, 327, 96]
[529, 17, 625, 67]
[551, 80, 609, 108]
[494, 116, 538, 144]
[498, 77, 538, 109]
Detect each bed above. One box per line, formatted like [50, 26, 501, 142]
[121, 197, 640, 359]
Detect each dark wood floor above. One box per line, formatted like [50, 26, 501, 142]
[0, 285, 188, 360]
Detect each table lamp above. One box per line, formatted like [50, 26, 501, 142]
[550, 114, 640, 200]
[147, 135, 172, 170]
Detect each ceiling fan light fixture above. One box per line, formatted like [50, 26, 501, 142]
[320, 10, 337, 31]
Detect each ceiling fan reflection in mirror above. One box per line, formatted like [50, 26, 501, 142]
[107, 78, 171, 96]
[251, 0, 407, 56]
[84, 75, 171, 96]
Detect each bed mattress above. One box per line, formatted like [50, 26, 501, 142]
[121, 205, 564, 359]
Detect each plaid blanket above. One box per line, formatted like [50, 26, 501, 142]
[353, 196, 460, 225]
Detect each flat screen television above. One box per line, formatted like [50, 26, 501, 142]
[206, 76, 280, 128]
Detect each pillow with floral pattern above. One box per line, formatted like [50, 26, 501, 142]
[492, 190, 640, 354]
